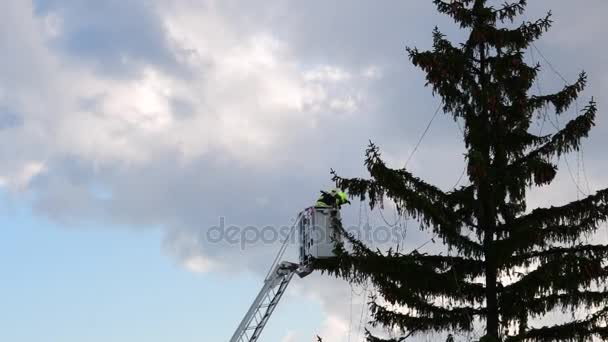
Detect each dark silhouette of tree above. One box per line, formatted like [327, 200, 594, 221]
[315, 1, 608, 341]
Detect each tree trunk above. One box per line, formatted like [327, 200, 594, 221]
[477, 22, 499, 339]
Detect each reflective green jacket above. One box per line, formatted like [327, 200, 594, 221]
[316, 190, 349, 208]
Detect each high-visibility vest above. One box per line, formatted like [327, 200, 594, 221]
[316, 191, 348, 207]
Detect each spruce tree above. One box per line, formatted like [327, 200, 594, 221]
[315, 1, 608, 341]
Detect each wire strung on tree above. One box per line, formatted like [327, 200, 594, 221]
[409, 162, 468, 257]
[529, 47, 548, 137]
[404, 103, 443, 168]
[532, 42, 593, 197]
[355, 278, 370, 342]
[531, 43, 569, 84]
[379, 203, 402, 228]
[453, 164, 467, 190]
[356, 201, 372, 342]
[347, 201, 368, 342]
[448, 247, 481, 342]
[400, 111, 468, 254]
[348, 283, 354, 342]
[353, 99, 464, 340]
[529, 42, 589, 197]
[581, 147, 593, 194]
[396, 209, 409, 253]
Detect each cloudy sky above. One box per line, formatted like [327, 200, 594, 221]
[1, 1, 607, 341]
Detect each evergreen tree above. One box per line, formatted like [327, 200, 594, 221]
[315, 1, 607, 341]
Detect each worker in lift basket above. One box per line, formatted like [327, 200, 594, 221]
[316, 188, 350, 209]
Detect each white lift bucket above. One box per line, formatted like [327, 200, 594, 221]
[298, 206, 342, 265]
[230, 206, 345, 342]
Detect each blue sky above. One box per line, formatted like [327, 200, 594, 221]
[0, 194, 323, 341]
[1, 1, 608, 341]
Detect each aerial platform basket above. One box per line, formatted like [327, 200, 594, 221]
[229, 205, 343, 342]
[298, 206, 342, 265]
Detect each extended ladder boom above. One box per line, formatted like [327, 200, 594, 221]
[229, 207, 340, 342]
[229, 262, 299, 342]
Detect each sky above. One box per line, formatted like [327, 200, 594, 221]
[1, 1, 607, 341]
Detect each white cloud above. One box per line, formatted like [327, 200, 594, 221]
[0, 161, 47, 190]
[361, 65, 382, 80]
[329, 96, 359, 113]
[162, 228, 221, 273]
[304, 65, 352, 83]
[0, 0, 381, 187]
[41, 12, 63, 38]
[182, 255, 217, 273]
[317, 315, 350, 342]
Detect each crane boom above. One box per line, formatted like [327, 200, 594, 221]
[229, 207, 340, 342]
[229, 262, 299, 342]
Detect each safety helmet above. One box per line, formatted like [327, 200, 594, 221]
[329, 188, 339, 195]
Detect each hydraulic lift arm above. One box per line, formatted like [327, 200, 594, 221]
[229, 262, 301, 342]
[229, 207, 338, 342]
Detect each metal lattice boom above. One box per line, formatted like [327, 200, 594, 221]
[229, 262, 298, 342]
